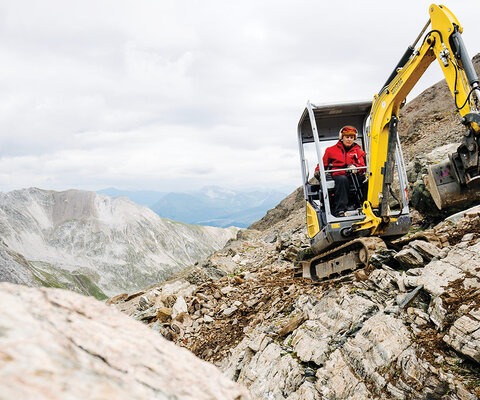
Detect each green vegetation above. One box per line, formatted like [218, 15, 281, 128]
[28, 262, 108, 300]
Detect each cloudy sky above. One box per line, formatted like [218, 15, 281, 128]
[1, 0, 480, 194]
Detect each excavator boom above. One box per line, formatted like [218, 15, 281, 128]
[356, 4, 480, 232]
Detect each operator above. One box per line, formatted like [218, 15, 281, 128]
[320, 125, 366, 217]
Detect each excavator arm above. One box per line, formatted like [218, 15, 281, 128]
[355, 4, 480, 234]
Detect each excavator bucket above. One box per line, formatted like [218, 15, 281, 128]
[427, 158, 480, 209]
[427, 129, 480, 210]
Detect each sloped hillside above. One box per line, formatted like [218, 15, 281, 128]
[0, 188, 237, 298]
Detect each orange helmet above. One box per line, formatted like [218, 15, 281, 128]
[339, 125, 358, 140]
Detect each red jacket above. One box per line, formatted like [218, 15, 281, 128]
[322, 141, 366, 176]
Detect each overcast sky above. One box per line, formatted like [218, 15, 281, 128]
[1, 1, 480, 194]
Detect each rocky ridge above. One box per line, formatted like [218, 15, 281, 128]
[398, 54, 480, 161]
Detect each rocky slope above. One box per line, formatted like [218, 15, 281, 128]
[0, 188, 237, 298]
[0, 282, 249, 400]
[111, 204, 480, 399]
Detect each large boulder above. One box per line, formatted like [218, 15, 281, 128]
[0, 283, 249, 400]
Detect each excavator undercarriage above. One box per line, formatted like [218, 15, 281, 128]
[294, 237, 386, 281]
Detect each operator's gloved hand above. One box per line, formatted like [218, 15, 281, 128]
[348, 164, 357, 174]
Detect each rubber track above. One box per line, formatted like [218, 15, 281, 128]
[298, 237, 387, 281]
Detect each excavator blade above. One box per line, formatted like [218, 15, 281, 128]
[427, 158, 480, 210]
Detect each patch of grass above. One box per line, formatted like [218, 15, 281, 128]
[72, 273, 108, 300]
[28, 262, 107, 300]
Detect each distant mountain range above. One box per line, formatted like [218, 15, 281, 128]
[98, 186, 287, 228]
[0, 188, 237, 298]
[97, 188, 166, 207]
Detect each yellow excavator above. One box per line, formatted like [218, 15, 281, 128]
[296, 4, 480, 280]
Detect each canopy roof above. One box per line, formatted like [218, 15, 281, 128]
[298, 100, 372, 143]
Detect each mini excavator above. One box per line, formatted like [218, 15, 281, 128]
[297, 4, 480, 280]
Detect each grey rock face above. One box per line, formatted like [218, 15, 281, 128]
[0, 239, 39, 287]
[0, 282, 249, 400]
[444, 309, 480, 363]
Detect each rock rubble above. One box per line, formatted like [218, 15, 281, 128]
[112, 205, 480, 399]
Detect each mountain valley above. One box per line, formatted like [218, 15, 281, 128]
[100, 186, 287, 228]
[0, 188, 237, 298]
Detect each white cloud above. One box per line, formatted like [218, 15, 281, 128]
[0, 0, 480, 194]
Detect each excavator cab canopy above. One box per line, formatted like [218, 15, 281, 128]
[298, 100, 371, 146]
[297, 100, 411, 254]
[297, 100, 371, 200]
